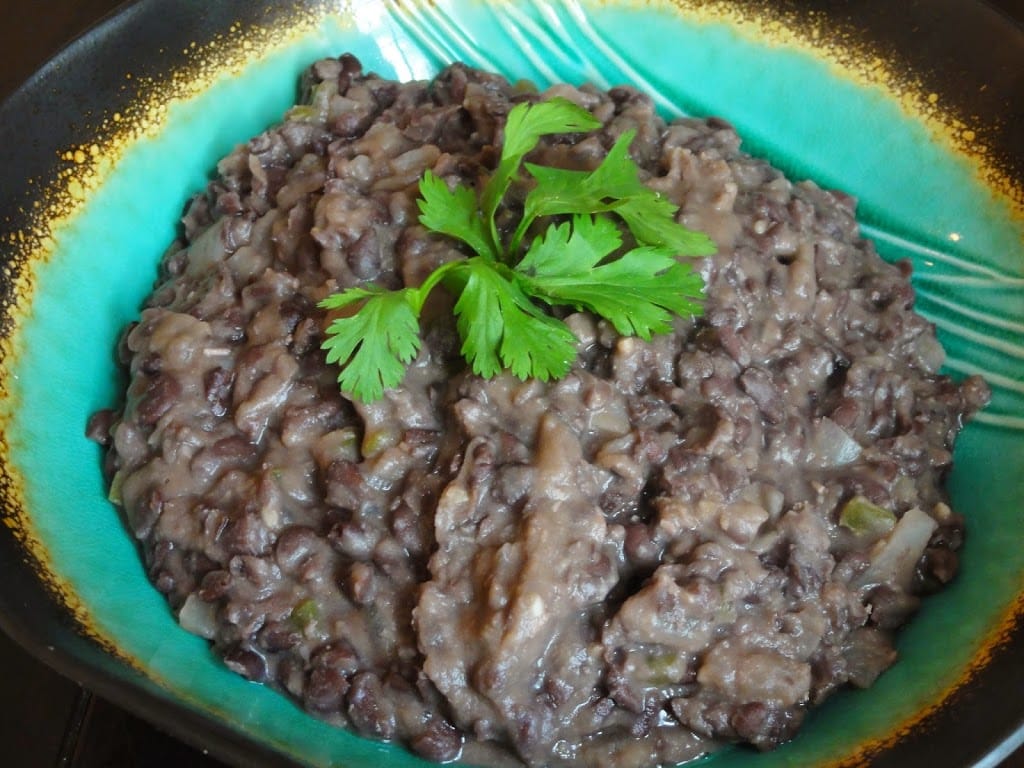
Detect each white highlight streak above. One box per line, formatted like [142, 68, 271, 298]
[916, 288, 1024, 335]
[861, 223, 1020, 281]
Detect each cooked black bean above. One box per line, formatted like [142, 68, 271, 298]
[274, 526, 320, 573]
[258, 621, 303, 653]
[91, 56, 988, 768]
[335, 52, 364, 95]
[190, 435, 257, 480]
[221, 213, 254, 252]
[198, 569, 232, 601]
[739, 367, 784, 424]
[126, 489, 163, 540]
[411, 718, 463, 763]
[85, 408, 117, 445]
[222, 599, 267, 640]
[311, 640, 361, 675]
[325, 460, 366, 510]
[222, 515, 271, 557]
[347, 672, 397, 740]
[135, 374, 181, 425]
[867, 585, 922, 629]
[389, 501, 428, 556]
[204, 367, 235, 417]
[305, 665, 351, 712]
[224, 645, 269, 682]
[729, 702, 802, 751]
[289, 316, 321, 356]
[343, 562, 378, 606]
[327, 518, 377, 560]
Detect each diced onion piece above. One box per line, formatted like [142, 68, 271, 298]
[183, 219, 228, 276]
[589, 400, 630, 437]
[914, 334, 946, 373]
[806, 418, 862, 468]
[312, 427, 360, 468]
[178, 593, 218, 640]
[856, 506, 937, 591]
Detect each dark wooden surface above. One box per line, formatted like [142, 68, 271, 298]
[0, 0, 1021, 766]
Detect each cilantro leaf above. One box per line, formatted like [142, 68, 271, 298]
[517, 215, 705, 338]
[516, 129, 716, 256]
[452, 259, 577, 381]
[481, 97, 601, 251]
[614, 196, 716, 257]
[517, 213, 622, 274]
[522, 130, 645, 217]
[417, 170, 495, 259]
[319, 287, 422, 402]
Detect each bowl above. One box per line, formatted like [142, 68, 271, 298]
[0, 1, 1021, 766]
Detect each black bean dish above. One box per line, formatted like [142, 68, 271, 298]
[89, 56, 989, 767]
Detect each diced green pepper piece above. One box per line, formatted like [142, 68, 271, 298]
[290, 598, 319, 629]
[284, 104, 319, 121]
[107, 470, 124, 506]
[362, 426, 399, 458]
[839, 495, 897, 537]
[643, 650, 682, 685]
[644, 651, 678, 671]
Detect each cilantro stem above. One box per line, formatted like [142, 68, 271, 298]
[508, 212, 535, 257]
[409, 259, 467, 312]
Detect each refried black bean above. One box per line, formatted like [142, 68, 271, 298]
[89, 56, 989, 767]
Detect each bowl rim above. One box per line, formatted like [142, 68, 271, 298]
[0, 1, 1021, 767]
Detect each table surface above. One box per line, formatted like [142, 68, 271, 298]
[0, 1, 1021, 766]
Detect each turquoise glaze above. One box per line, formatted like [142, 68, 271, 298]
[4, 1, 1022, 766]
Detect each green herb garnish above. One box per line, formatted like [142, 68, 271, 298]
[320, 97, 714, 402]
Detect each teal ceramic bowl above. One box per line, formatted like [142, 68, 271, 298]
[0, 1, 1021, 766]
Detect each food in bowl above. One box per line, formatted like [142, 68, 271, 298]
[88, 55, 989, 766]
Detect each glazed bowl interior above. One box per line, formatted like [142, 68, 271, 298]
[0, 2, 1021, 767]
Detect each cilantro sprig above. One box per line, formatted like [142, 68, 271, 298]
[319, 97, 715, 402]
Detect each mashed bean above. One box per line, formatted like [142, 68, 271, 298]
[89, 56, 989, 766]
